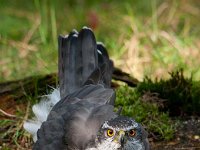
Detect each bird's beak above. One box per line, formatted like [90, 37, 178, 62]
[115, 130, 125, 146]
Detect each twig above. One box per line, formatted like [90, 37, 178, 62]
[23, 17, 40, 44]
[0, 108, 17, 118]
[12, 100, 31, 150]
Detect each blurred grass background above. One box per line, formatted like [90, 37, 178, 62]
[0, 0, 200, 82]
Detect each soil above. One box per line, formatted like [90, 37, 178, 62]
[152, 117, 200, 150]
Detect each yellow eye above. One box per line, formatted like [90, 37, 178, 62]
[107, 129, 114, 137]
[129, 129, 136, 137]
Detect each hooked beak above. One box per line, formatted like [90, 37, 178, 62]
[116, 130, 125, 147]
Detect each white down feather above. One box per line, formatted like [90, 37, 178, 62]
[23, 88, 61, 142]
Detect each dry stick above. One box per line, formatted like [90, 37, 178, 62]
[8, 16, 40, 58]
[11, 82, 31, 150]
[12, 100, 30, 150]
[0, 69, 138, 101]
[0, 109, 17, 118]
[23, 17, 40, 44]
[17, 81, 31, 129]
[112, 68, 139, 87]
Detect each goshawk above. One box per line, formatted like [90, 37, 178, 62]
[24, 27, 149, 150]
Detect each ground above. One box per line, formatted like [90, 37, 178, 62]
[0, 96, 200, 150]
[152, 117, 200, 150]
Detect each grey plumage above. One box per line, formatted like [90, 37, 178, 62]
[58, 28, 98, 98]
[33, 27, 149, 150]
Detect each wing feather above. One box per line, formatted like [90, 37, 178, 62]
[33, 27, 116, 149]
[34, 84, 116, 150]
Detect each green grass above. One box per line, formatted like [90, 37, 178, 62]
[115, 69, 200, 140]
[115, 85, 174, 140]
[0, 0, 200, 81]
[137, 69, 200, 116]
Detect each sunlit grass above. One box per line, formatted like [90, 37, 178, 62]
[0, 0, 199, 82]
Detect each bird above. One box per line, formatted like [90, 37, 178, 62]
[23, 27, 149, 150]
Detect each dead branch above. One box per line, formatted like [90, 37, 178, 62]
[0, 68, 138, 102]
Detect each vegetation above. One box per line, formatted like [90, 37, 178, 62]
[115, 85, 174, 140]
[0, 0, 200, 149]
[115, 69, 200, 140]
[137, 69, 200, 116]
[0, 0, 200, 82]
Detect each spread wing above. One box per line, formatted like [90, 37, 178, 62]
[33, 27, 116, 150]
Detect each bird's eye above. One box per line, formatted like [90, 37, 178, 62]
[129, 129, 136, 137]
[106, 129, 114, 137]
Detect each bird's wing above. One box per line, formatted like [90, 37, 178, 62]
[33, 27, 116, 150]
[34, 85, 116, 150]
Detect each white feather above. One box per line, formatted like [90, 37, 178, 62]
[23, 88, 61, 142]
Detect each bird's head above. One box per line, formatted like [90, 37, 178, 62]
[95, 116, 147, 150]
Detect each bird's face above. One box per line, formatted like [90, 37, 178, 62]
[95, 116, 146, 150]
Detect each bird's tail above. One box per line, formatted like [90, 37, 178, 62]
[23, 27, 113, 142]
[58, 27, 113, 99]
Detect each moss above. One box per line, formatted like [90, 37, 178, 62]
[115, 85, 174, 140]
[137, 69, 200, 116]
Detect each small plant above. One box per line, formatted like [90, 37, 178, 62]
[137, 69, 200, 116]
[115, 85, 174, 140]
